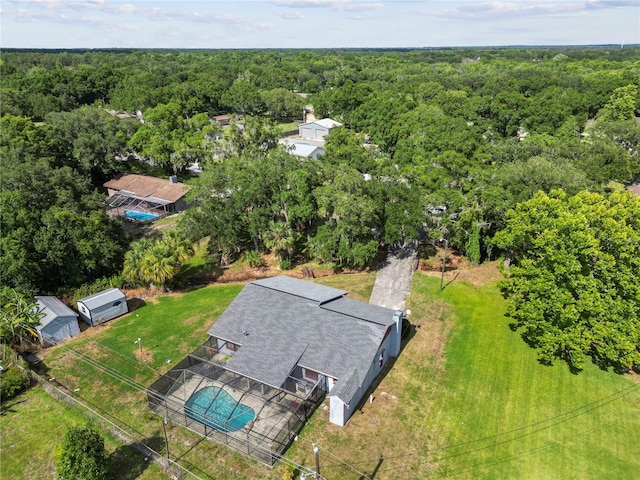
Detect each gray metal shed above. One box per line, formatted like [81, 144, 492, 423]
[34, 296, 80, 345]
[77, 288, 128, 326]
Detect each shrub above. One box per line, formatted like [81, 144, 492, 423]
[281, 465, 294, 480]
[0, 364, 30, 400]
[57, 424, 110, 480]
[279, 258, 292, 271]
[242, 250, 266, 268]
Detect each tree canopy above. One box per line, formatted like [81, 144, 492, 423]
[494, 190, 640, 371]
[56, 424, 110, 480]
[1, 46, 639, 292]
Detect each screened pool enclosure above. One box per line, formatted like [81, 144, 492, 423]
[146, 338, 325, 466]
[105, 191, 170, 222]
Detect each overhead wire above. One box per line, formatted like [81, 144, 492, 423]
[56, 343, 640, 479]
[56, 344, 315, 477]
[320, 382, 639, 470]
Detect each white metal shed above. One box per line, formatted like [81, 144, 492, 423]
[77, 288, 128, 327]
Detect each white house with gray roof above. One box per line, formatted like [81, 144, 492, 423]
[298, 118, 342, 142]
[207, 275, 403, 427]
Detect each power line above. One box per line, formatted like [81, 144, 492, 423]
[56, 345, 312, 477]
[320, 382, 640, 471]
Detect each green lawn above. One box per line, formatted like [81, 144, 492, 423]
[285, 272, 640, 480]
[7, 272, 639, 480]
[426, 273, 640, 480]
[39, 284, 282, 480]
[0, 386, 164, 480]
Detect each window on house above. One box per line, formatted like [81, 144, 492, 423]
[303, 369, 318, 382]
[226, 342, 239, 352]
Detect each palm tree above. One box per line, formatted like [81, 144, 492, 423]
[264, 220, 298, 261]
[122, 238, 154, 286]
[139, 242, 178, 290]
[162, 230, 194, 264]
[0, 289, 43, 346]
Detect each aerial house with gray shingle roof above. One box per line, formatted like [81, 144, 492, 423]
[146, 276, 403, 465]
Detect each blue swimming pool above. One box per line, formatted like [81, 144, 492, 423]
[185, 386, 255, 432]
[124, 210, 159, 222]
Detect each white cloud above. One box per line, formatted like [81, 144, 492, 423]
[273, 0, 383, 12]
[280, 10, 306, 19]
[586, 0, 639, 8]
[9, 0, 61, 6]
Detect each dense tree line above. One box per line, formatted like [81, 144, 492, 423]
[1, 47, 638, 300]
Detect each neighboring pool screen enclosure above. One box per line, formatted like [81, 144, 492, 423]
[105, 191, 169, 222]
[146, 339, 325, 466]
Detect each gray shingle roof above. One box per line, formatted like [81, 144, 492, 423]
[34, 296, 78, 327]
[328, 366, 360, 406]
[208, 276, 396, 405]
[251, 276, 346, 304]
[78, 288, 125, 310]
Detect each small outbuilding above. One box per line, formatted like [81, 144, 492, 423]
[298, 118, 342, 141]
[77, 288, 128, 327]
[34, 296, 80, 345]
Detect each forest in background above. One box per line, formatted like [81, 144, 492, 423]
[1, 46, 639, 295]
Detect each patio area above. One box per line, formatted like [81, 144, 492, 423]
[146, 341, 325, 465]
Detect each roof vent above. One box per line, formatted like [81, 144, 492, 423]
[169, 175, 178, 184]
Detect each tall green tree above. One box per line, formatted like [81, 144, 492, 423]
[494, 190, 640, 371]
[600, 84, 638, 122]
[56, 424, 110, 480]
[45, 106, 134, 185]
[310, 167, 379, 268]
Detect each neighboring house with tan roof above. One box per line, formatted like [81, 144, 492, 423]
[104, 174, 190, 221]
[626, 183, 640, 197]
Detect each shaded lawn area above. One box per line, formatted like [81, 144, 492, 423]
[0, 386, 164, 480]
[285, 272, 640, 480]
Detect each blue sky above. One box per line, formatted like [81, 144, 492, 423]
[2, 0, 639, 49]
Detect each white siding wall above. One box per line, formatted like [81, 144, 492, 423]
[329, 397, 345, 426]
[336, 328, 397, 426]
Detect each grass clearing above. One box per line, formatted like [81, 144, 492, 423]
[428, 272, 640, 480]
[285, 272, 640, 479]
[38, 284, 282, 480]
[8, 268, 639, 479]
[0, 386, 164, 480]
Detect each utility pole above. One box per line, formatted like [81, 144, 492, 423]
[162, 417, 170, 464]
[440, 238, 448, 291]
[313, 443, 321, 479]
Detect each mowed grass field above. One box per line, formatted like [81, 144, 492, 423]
[286, 272, 640, 480]
[2, 269, 638, 479]
[0, 387, 164, 480]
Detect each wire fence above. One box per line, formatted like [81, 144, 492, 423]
[32, 371, 205, 480]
